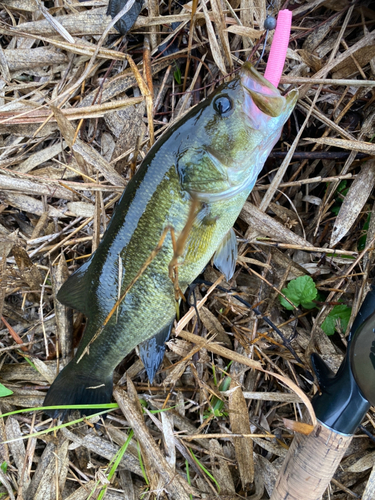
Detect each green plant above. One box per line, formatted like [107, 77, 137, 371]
[204, 376, 231, 419]
[94, 430, 134, 500]
[22, 356, 37, 371]
[204, 363, 233, 419]
[0, 384, 13, 398]
[321, 304, 352, 336]
[174, 65, 182, 84]
[0, 406, 117, 444]
[358, 211, 371, 251]
[279, 275, 317, 310]
[138, 440, 150, 499]
[185, 459, 193, 500]
[331, 180, 349, 216]
[190, 449, 220, 493]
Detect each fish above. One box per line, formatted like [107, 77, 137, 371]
[43, 64, 297, 416]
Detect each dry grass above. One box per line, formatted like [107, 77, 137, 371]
[0, 0, 375, 498]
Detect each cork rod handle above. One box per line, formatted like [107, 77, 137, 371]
[270, 421, 352, 500]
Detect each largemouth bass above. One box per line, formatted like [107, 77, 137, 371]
[44, 64, 297, 415]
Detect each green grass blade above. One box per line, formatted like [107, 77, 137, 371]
[185, 459, 193, 500]
[0, 404, 119, 419]
[2, 409, 112, 444]
[190, 448, 220, 493]
[137, 440, 149, 485]
[97, 430, 134, 500]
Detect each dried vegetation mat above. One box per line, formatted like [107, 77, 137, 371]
[0, 0, 375, 498]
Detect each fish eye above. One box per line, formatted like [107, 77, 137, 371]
[213, 96, 233, 116]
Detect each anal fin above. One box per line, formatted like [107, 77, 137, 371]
[138, 321, 174, 383]
[213, 228, 237, 281]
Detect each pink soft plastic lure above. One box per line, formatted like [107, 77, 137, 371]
[264, 9, 292, 87]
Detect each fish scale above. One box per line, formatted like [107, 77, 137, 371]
[43, 64, 297, 416]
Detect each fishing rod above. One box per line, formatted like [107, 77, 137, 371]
[271, 284, 375, 499]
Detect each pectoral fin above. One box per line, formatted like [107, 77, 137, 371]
[138, 321, 174, 383]
[213, 228, 237, 281]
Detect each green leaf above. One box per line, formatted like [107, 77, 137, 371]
[331, 205, 341, 216]
[358, 212, 371, 251]
[204, 376, 231, 419]
[321, 305, 352, 336]
[279, 276, 317, 310]
[337, 180, 347, 193]
[0, 384, 13, 398]
[174, 66, 181, 84]
[331, 180, 349, 215]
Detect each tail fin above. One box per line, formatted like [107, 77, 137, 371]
[43, 363, 113, 418]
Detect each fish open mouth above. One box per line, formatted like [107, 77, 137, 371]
[240, 63, 286, 118]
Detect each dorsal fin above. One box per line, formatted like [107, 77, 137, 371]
[56, 260, 91, 316]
